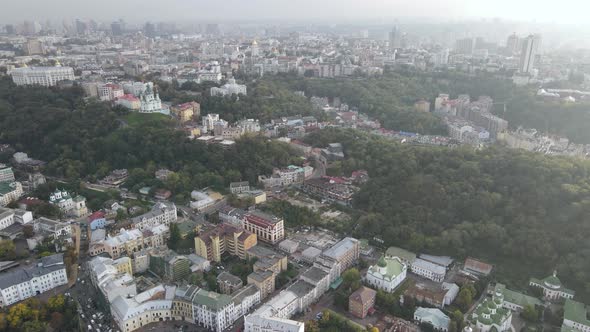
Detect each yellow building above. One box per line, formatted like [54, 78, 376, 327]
[113, 257, 134, 276]
[194, 224, 257, 262]
[247, 270, 275, 299]
[171, 101, 200, 123]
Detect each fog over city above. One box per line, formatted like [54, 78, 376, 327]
[2, 0, 590, 24]
[3, 1, 590, 332]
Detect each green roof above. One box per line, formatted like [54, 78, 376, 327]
[369, 256, 405, 280]
[192, 289, 232, 311]
[73, 195, 85, 202]
[495, 283, 542, 308]
[386, 246, 416, 262]
[0, 182, 17, 195]
[530, 276, 575, 296]
[473, 297, 512, 327]
[563, 299, 590, 326]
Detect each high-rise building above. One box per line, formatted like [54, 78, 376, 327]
[144, 22, 156, 38]
[389, 26, 400, 49]
[5, 25, 15, 35]
[519, 35, 538, 74]
[506, 33, 520, 55]
[455, 38, 474, 55]
[111, 20, 124, 36]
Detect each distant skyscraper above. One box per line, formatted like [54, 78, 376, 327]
[519, 34, 539, 74]
[389, 26, 400, 49]
[206, 23, 220, 36]
[5, 25, 15, 35]
[144, 22, 156, 38]
[111, 20, 124, 36]
[75, 19, 88, 35]
[455, 38, 474, 55]
[506, 33, 520, 55]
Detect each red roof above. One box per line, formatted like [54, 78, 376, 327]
[117, 94, 139, 101]
[245, 213, 277, 229]
[89, 211, 106, 221]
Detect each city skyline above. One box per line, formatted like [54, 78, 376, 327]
[2, 0, 590, 25]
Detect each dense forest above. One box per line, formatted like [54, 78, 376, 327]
[0, 77, 301, 200]
[304, 128, 590, 301]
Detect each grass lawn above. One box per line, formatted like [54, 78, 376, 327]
[123, 112, 172, 127]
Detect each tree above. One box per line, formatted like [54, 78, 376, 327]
[522, 305, 539, 323]
[23, 224, 34, 238]
[0, 239, 16, 260]
[342, 268, 362, 291]
[47, 295, 66, 312]
[168, 223, 181, 250]
[49, 312, 64, 329]
[456, 287, 475, 312]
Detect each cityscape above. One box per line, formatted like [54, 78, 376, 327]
[0, 1, 590, 332]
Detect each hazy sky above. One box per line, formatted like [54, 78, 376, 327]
[2, 0, 589, 25]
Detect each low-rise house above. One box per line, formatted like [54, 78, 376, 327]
[463, 257, 493, 276]
[88, 211, 107, 230]
[33, 217, 73, 239]
[404, 282, 460, 309]
[187, 254, 211, 272]
[411, 258, 446, 283]
[0, 254, 68, 307]
[279, 239, 299, 254]
[0, 182, 23, 207]
[217, 272, 244, 295]
[562, 299, 590, 332]
[349, 286, 377, 318]
[414, 307, 451, 332]
[229, 181, 250, 194]
[366, 256, 407, 293]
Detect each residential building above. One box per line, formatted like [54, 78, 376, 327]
[194, 224, 257, 262]
[414, 307, 451, 332]
[258, 165, 309, 189]
[217, 272, 244, 295]
[529, 271, 575, 301]
[349, 286, 377, 319]
[519, 35, 538, 74]
[10, 66, 75, 87]
[455, 38, 474, 55]
[320, 237, 360, 275]
[0, 208, 15, 231]
[210, 79, 247, 97]
[301, 177, 356, 206]
[411, 258, 446, 283]
[190, 190, 220, 211]
[89, 256, 137, 303]
[0, 164, 15, 183]
[187, 254, 211, 272]
[0, 254, 68, 307]
[247, 270, 275, 300]
[279, 239, 299, 254]
[148, 248, 191, 282]
[247, 245, 288, 275]
[231, 284, 261, 318]
[229, 181, 250, 194]
[463, 257, 493, 276]
[202, 114, 221, 132]
[366, 256, 407, 293]
[115, 94, 141, 110]
[470, 289, 512, 332]
[242, 210, 284, 244]
[88, 211, 107, 230]
[33, 217, 72, 239]
[171, 101, 201, 123]
[111, 285, 174, 332]
[562, 299, 590, 332]
[103, 229, 144, 259]
[0, 182, 23, 207]
[98, 83, 125, 101]
[192, 289, 236, 332]
[131, 202, 177, 231]
[404, 283, 460, 309]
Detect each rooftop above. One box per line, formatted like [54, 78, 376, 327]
[564, 299, 590, 326]
[350, 286, 377, 304]
[192, 289, 233, 311]
[0, 254, 64, 289]
[415, 307, 450, 330]
[412, 258, 446, 275]
[322, 237, 359, 261]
